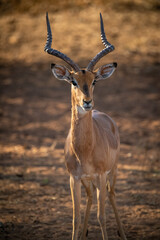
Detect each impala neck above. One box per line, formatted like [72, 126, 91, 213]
[71, 91, 94, 154]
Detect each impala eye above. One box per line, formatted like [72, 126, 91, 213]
[92, 80, 96, 86]
[71, 80, 78, 87]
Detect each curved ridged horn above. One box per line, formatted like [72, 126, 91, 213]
[44, 13, 80, 72]
[87, 13, 115, 72]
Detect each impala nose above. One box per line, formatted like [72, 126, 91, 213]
[83, 99, 92, 111]
[83, 99, 92, 105]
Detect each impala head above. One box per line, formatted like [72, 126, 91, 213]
[44, 13, 117, 113]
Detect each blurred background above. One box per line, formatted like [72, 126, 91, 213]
[0, 0, 160, 239]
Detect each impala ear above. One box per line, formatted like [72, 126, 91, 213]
[95, 63, 117, 81]
[51, 63, 72, 82]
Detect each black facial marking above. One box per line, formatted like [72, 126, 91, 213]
[83, 84, 89, 96]
[81, 70, 85, 74]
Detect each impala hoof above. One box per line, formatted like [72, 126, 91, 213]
[86, 229, 89, 237]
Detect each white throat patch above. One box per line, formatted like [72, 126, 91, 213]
[77, 105, 87, 115]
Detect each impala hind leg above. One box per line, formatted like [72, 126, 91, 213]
[81, 179, 94, 240]
[108, 174, 127, 240]
[70, 176, 81, 240]
[97, 173, 108, 240]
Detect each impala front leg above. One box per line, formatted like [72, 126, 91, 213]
[70, 175, 81, 240]
[81, 179, 94, 239]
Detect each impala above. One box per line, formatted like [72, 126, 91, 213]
[44, 12, 127, 240]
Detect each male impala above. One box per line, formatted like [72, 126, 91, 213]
[44, 12, 127, 240]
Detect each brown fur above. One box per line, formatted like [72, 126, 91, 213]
[52, 66, 127, 240]
[65, 71, 120, 178]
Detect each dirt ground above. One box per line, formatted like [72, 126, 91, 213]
[0, 1, 160, 239]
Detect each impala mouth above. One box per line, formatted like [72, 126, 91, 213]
[82, 99, 93, 111]
[83, 104, 92, 111]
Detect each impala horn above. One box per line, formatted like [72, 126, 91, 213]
[87, 13, 115, 72]
[44, 12, 80, 72]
